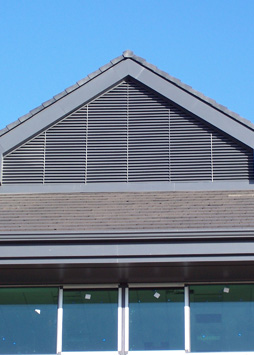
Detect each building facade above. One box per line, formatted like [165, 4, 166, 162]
[0, 50, 254, 354]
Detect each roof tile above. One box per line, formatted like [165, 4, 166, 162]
[29, 105, 44, 116]
[99, 62, 113, 73]
[1, 50, 254, 139]
[42, 98, 56, 108]
[0, 190, 253, 233]
[88, 69, 102, 80]
[65, 83, 79, 93]
[6, 120, 21, 130]
[110, 54, 124, 65]
[18, 112, 33, 122]
[53, 90, 67, 101]
[77, 76, 90, 86]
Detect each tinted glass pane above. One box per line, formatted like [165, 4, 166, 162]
[0, 287, 58, 354]
[129, 288, 184, 351]
[63, 289, 118, 351]
[190, 285, 254, 352]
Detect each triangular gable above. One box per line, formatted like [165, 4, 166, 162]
[1, 50, 254, 154]
[0, 51, 254, 187]
[2, 78, 253, 185]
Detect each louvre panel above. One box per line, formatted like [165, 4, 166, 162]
[213, 133, 254, 180]
[44, 112, 86, 183]
[128, 81, 170, 182]
[170, 110, 212, 181]
[2, 134, 45, 184]
[2, 79, 254, 184]
[86, 81, 128, 182]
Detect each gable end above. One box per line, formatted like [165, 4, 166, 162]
[2, 79, 253, 185]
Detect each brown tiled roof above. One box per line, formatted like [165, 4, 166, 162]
[0, 190, 254, 233]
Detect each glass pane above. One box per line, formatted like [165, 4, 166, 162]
[190, 284, 254, 352]
[0, 287, 58, 354]
[63, 289, 118, 351]
[129, 288, 184, 351]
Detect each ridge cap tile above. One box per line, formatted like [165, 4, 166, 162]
[6, 120, 19, 130]
[65, 83, 79, 93]
[18, 112, 33, 123]
[53, 90, 68, 101]
[29, 105, 44, 116]
[110, 54, 124, 65]
[42, 97, 56, 108]
[99, 62, 113, 73]
[1, 50, 254, 139]
[88, 68, 102, 80]
[77, 76, 90, 86]
[0, 127, 9, 135]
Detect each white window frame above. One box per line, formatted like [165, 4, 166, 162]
[126, 283, 186, 355]
[59, 284, 120, 355]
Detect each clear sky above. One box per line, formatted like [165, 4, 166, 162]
[1, 0, 254, 130]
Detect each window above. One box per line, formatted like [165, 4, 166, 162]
[129, 287, 184, 351]
[0, 284, 254, 354]
[62, 289, 118, 352]
[190, 284, 254, 352]
[0, 287, 58, 354]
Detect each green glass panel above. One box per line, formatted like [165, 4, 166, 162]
[129, 288, 184, 351]
[190, 284, 254, 352]
[62, 289, 118, 351]
[0, 287, 58, 354]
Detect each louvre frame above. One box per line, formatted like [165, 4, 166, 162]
[2, 79, 254, 184]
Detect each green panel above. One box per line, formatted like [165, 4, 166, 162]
[0, 287, 58, 354]
[190, 284, 254, 352]
[63, 289, 118, 351]
[129, 288, 184, 350]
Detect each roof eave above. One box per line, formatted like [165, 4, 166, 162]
[1, 51, 254, 153]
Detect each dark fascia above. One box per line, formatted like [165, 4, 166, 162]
[1, 49, 254, 154]
[2, 233, 254, 267]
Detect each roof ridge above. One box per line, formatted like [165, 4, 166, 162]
[1, 50, 254, 137]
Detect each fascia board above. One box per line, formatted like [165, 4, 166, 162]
[0, 60, 137, 154]
[1, 58, 254, 153]
[1, 180, 254, 194]
[125, 61, 254, 149]
[1, 240, 254, 260]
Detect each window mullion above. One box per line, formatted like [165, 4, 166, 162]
[118, 287, 123, 353]
[125, 287, 129, 353]
[56, 287, 63, 355]
[184, 285, 191, 353]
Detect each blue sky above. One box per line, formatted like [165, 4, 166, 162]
[1, 0, 254, 130]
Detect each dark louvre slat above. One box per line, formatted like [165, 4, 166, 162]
[2, 134, 45, 184]
[2, 79, 254, 184]
[86, 81, 128, 183]
[128, 80, 170, 182]
[44, 113, 86, 183]
[170, 111, 212, 181]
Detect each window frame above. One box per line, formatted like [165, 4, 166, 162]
[0, 283, 254, 355]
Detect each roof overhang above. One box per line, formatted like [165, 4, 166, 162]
[1, 54, 254, 156]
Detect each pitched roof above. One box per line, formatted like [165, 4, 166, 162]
[1, 50, 254, 155]
[0, 190, 254, 240]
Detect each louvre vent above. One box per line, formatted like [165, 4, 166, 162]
[87, 82, 128, 182]
[170, 111, 213, 181]
[2, 79, 254, 184]
[3, 134, 45, 184]
[45, 112, 86, 183]
[128, 81, 170, 182]
[213, 133, 254, 180]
